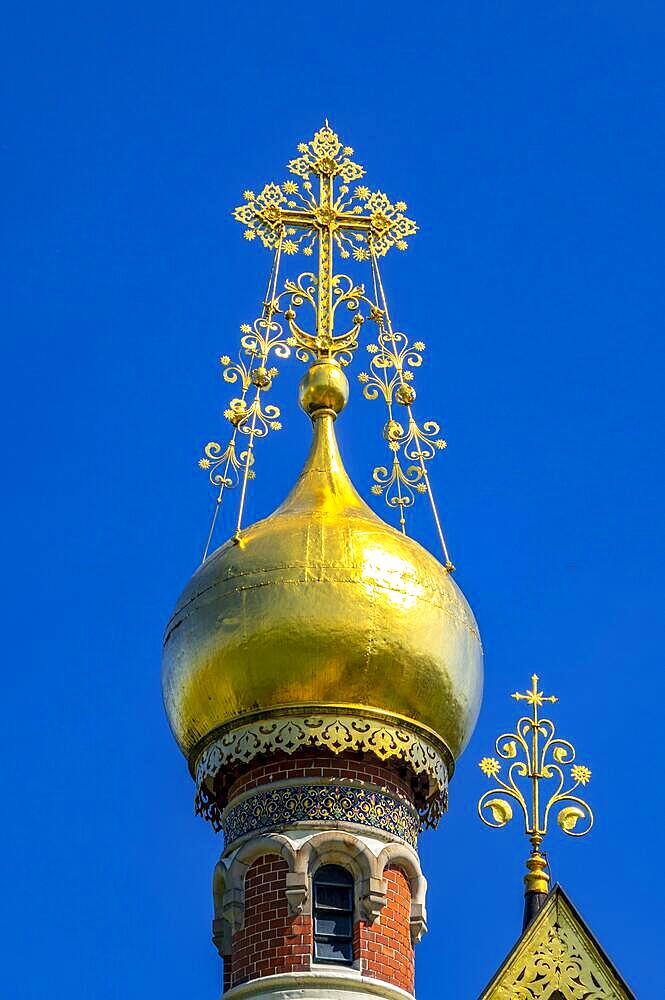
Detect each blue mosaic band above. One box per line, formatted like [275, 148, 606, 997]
[223, 782, 419, 848]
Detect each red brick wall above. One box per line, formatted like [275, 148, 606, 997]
[226, 854, 312, 989]
[354, 866, 414, 994]
[221, 753, 418, 996]
[227, 748, 416, 805]
[225, 858, 415, 995]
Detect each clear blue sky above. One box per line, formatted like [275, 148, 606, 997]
[3, 3, 663, 997]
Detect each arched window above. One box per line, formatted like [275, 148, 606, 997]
[312, 864, 354, 964]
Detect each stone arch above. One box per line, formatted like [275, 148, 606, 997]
[232, 832, 296, 875]
[214, 833, 298, 940]
[297, 829, 376, 879]
[296, 830, 386, 924]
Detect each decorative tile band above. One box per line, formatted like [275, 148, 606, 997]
[223, 782, 420, 848]
[193, 711, 450, 832]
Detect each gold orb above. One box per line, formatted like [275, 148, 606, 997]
[162, 411, 483, 771]
[298, 360, 349, 416]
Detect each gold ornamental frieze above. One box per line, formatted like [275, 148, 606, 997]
[496, 923, 610, 999]
[193, 710, 451, 832]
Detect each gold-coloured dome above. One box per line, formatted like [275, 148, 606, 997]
[162, 385, 483, 774]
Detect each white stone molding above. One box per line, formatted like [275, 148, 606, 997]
[376, 843, 428, 944]
[220, 968, 416, 1000]
[211, 860, 230, 956]
[212, 833, 297, 955]
[296, 830, 387, 922]
[296, 830, 376, 878]
[284, 870, 309, 916]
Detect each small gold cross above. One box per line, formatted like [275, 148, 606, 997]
[512, 673, 558, 712]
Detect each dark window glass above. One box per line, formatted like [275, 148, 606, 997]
[313, 865, 354, 965]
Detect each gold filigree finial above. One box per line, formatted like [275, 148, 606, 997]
[477, 675, 593, 907]
[232, 122, 417, 362]
[200, 124, 454, 564]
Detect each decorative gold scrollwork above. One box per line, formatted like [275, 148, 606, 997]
[478, 675, 594, 839]
[203, 124, 452, 565]
[358, 267, 453, 569]
[199, 237, 291, 559]
[478, 675, 594, 897]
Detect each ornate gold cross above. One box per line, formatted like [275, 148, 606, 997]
[477, 675, 593, 901]
[232, 122, 417, 358]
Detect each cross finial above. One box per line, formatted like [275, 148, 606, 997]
[232, 122, 418, 360]
[199, 123, 454, 569]
[512, 674, 558, 710]
[477, 677, 593, 927]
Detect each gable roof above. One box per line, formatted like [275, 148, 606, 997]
[478, 885, 636, 1000]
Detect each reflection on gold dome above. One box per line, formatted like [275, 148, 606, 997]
[361, 548, 424, 610]
[162, 383, 483, 774]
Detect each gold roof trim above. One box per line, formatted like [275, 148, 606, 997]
[193, 708, 451, 832]
[478, 886, 636, 1000]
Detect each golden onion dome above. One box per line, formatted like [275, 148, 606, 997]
[162, 362, 483, 778]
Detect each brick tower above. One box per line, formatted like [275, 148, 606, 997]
[162, 123, 483, 1000]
